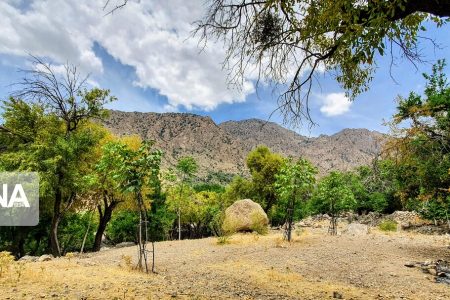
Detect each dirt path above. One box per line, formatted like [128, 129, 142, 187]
[1, 228, 449, 299]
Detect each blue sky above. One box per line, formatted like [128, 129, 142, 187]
[0, 1, 449, 137]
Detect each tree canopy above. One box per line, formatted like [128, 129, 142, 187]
[246, 145, 284, 212]
[384, 60, 450, 218]
[195, 0, 449, 124]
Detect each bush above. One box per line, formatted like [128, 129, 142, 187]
[249, 211, 268, 235]
[0, 251, 14, 277]
[418, 197, 450, 222]
[193, 183, 225, 193]
[378, 220, 398, 232]
[59, 212, 97, 254]
[147, 199, 176, 241]
[106, 210, 139, 244]
[216, 235, 231, 245]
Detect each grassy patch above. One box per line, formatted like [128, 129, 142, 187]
[379, 220, 398, 232]
[216, 235, 231, 245]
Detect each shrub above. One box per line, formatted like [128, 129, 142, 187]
[222, 216, 239, 235]
[106, 210, 139, 244]
[250, 211, 268, 235]
[216, 236, 231, 245]
[379, 220, 398, 232]
[147, 197, 176, 241]
[209, 210, 226, 237]
[0, 251, 14, 277]
[59, 212, 97, 254]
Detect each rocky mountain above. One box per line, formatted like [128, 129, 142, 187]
[102, 110, 386, 176]
[220, 119, 385, 174]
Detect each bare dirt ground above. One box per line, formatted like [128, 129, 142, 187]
[1, 227, 450, 300]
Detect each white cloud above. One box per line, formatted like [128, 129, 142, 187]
[0, 0, 255, 111]
[319, 92, 352, 116]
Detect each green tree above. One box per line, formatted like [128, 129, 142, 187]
[174, 156, 199, 240]
[104, 140, 163, 272]
[1, 57, 115, 257]
[89, 140, 128, 252]
[355, 161, 401, 213]
[0, 97, 108, 257]
[385, 60, 450, 220]
[222, 175, 254, 207]
[275, 158, 317, 241]
[196, 0, 449, 124]
[246, 146, 284, 212]
[310, 172, 356, 235]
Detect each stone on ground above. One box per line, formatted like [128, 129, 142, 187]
[19, 255, 38, 262]
[38, 254, 53, 262]
[222, 199, 268, 234]
[343, 223, 369, 236]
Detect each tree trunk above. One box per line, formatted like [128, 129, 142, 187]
[177, 207, 181, 240]
[50, 187, 62, 257]
[177, 182, 184, 241]
[264, 193, 277, 213]
[92, 207, 114, 252]
[50, 215, 61, 257]
[11, 227, 27, 258]
[92, 192, 119, 252]
[80, 210, 93, 254]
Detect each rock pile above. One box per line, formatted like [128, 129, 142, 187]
[387, 211, 423, 229]
[357, 212, 384, 226]
[405, 260, 450, 284]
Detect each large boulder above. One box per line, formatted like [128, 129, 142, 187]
[222, 199, 269, 234]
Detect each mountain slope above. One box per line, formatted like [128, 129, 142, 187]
[103, 110, 246, 174]
[103, 110, 385, 176]
[220, 120, 385, 174]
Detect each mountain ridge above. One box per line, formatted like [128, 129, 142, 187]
[102, 110, 386, 176]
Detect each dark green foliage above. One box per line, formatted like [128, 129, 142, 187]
[147, 194, 176, 241]
[385, 60, 450, 221]
[417, 198, 450, 222]
[0, 214, 51, 257]
[193, 183, 225, 193]
[204, 171, 234, 185]
[246, 146, 284, 212]
[107, 202, 176, 245]
[273, 158, 317, 227]
[106, 211, 139, 244]
[59, 212, 97, 254]
[309, 172, 356, 216]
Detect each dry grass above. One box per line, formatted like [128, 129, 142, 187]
[1, 229, 449, 299]
[208, 260, 366, 299]
[0, 259, 171, 299]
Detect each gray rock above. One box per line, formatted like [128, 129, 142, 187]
[115, 242, 135, 248]
[343, 223, 369, 236]
[19, 255, 38, 262]
[38, 254, 53, 262]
